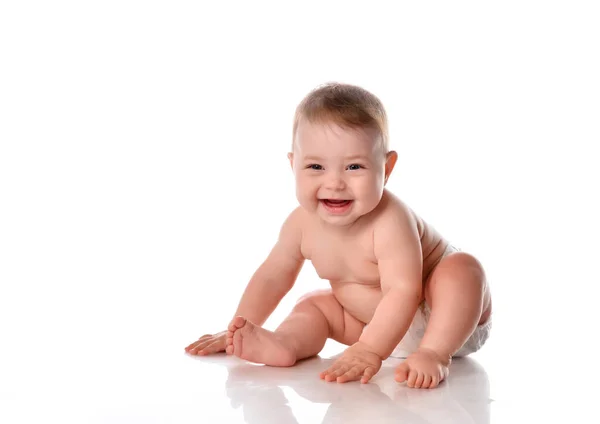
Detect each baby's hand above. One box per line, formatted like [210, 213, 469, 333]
[185, 331, 227, 356]
[319, 342, 382, 384]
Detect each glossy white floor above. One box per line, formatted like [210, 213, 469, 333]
[0, 323, 536, 424]
[1, 273, 597, 424]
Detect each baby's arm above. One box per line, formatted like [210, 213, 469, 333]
[185, 207, 305, 355]
[358, 208, 423, 359]
[231, 207, 305, 325]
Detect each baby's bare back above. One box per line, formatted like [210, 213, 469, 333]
[300, 193, 449, 324]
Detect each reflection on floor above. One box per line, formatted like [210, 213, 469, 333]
[197, 350, 491, 424]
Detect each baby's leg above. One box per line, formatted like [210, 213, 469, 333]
[226, 289, 364, 366]
[396, 252, 491, 388]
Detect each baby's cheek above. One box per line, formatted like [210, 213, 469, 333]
[295, 185, 309, 203]
[297, 192, 318, 211]
[359, 181, 380, 200]
[363, 188, 384, 212]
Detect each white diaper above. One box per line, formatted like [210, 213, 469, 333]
[389, 244, 492, 358]
[389, 302, 492, 358]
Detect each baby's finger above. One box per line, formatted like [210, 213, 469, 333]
[190, 338, 212, 350]
[327, 366, 350, 382]
[185, 341, 203, 352]
[195, 334, 213, 344]
[197, 340, 222, 355]
[207, 339, 226, 352]
[321, 364, 348, 381]
[185, 335, 213, 351]
[318, 363, 338, 379]
[191, 337, 222, 354]
[185, 339, 203, 350]
[361, 367, 376, 384]
[337, 365, 363, 383]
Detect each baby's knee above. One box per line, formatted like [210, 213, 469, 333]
[425, 252, 487, 302]
[443, 252, 486, 285]
[455, 251, 484, 272]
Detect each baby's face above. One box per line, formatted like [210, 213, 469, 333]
[290, 120, 388, 226]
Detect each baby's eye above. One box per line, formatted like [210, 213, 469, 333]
[306, 164, 323, 170]
[347, 164, 363, 171]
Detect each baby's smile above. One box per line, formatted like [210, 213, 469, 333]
[320, 199, 354, 214]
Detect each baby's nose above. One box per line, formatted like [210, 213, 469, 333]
[325, 172, 347, 190]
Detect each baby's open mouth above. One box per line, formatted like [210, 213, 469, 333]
[321, 199, 353, 210]
[320, 199, 353, 215]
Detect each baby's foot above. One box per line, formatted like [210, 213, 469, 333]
[394, 348, 450, 389]
[225, 316, 296, 367]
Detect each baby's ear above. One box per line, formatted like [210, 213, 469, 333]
[384, 151, 398, 184]
[287, 152, 294, 170]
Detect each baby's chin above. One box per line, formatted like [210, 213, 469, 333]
[319, 216, 358, 227]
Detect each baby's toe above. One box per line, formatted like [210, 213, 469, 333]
[430, 375, 444, 389]
[228, 317, 245, 332]
[407, 370, 419, 387]
[428, 375, 439, 389]
[394, 362, 409, 383]
[422, 374, 432, 389]
[414, 372, 425, 388]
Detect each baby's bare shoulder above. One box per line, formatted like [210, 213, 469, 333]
[373, 191, 419, 233]
[370, 192, 423, 256]
[280, 206, 307, 236]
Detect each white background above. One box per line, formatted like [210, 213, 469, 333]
[1, 1, 599, 422]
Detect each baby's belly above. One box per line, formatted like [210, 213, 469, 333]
[330, 282, 383, 324]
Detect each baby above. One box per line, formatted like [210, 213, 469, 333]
[185, 83, 492, 389]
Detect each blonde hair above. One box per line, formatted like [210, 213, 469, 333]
[292, 82, 389, 153]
